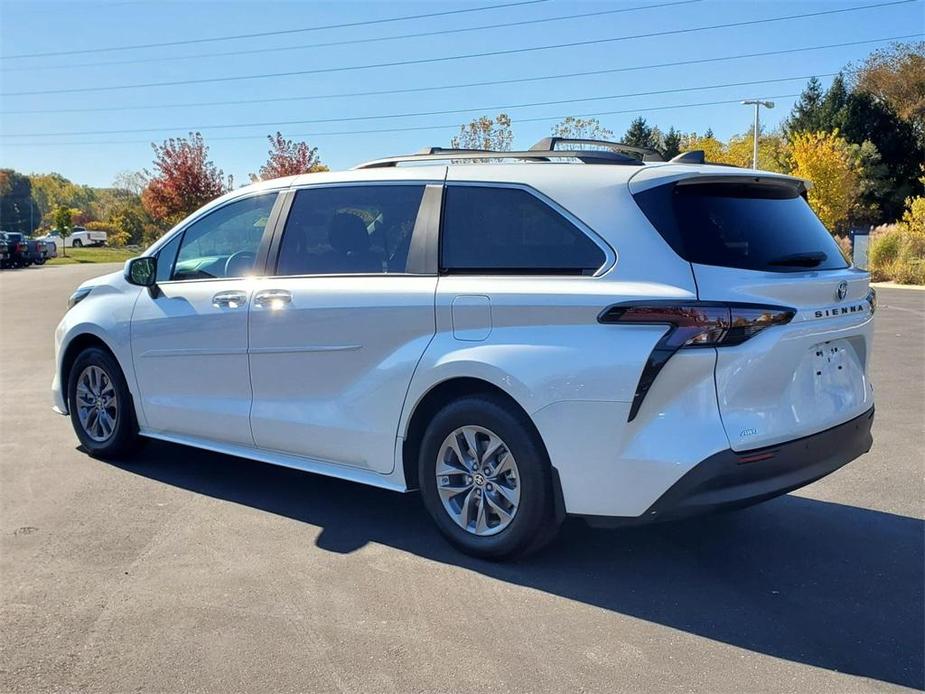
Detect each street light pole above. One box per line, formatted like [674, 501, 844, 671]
[741, 99, 774, 169]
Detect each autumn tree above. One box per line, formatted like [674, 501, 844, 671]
[250, 132, 328, 182]
[899, 178, 925, 236]
[52, 206, 72, 234]
[787, 73, 924, 220]
[29, 172, 102, 227]
[680, 131, 726, 163]
[789, 130, 861, 232]
[451, 113, 513, 151]
[724, 128, 790, 172]
[141, 132, 227, 228]
[851, 41, 925, 139]
[551, 117, 613, 142]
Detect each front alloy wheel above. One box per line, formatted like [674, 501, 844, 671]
[75, 365, 119, 442]
[435, 425, 521, 536]
[67, 347, 138, 458]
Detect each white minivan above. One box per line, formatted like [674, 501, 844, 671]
[53, 140, 875, 558]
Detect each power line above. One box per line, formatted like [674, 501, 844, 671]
[2, 73, 835, 138]
[2, 0, 915, 97]
[0, 93, 803, 147]
[0, 0, 701, 73]
[2, 34, 916, 116]
[0, 0, 549, 60]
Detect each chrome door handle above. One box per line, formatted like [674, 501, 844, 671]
[254, 289, 292, 309]
[211, 290, 247, 309]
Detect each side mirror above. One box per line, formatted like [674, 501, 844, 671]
[125, 256, 157, 287]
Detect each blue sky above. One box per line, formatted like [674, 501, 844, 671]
[1, 0, 922, 187]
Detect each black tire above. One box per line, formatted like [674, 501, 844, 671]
[34, 257, 46, 265]
[67, 347, 139, 458]
[72, 239, 83, 247]
[418, 395, 562, 560]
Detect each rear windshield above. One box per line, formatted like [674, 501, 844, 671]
[634, 181, 849, 272]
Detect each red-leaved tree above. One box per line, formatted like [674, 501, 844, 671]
[141, 132, 227, 227]
[250, 131, 328, 182]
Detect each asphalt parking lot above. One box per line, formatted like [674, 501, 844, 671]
[1, 263, 922, 693]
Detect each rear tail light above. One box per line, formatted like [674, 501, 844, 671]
[599, 301, 795, 421]
[865, 287, 877, 315]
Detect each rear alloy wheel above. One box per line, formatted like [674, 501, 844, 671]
[68, 347, 138, 457]
[419, 395, 561, 559]
[435, 425, 521, 536]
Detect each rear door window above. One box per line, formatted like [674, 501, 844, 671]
[440, 185, 605, 275]
[634, 181, 849, 272]
[275, 184, 425, 276]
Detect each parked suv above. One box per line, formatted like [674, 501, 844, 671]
[0, 231, 33, 268]
[52, 140, 875, 558]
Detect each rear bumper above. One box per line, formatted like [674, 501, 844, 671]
[583, 406, 874, 527]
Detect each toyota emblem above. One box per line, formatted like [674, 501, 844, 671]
[835, 281, 848, 301]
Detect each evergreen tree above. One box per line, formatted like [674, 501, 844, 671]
[835, 92, 924, 219]
[820, 74, 849, 127]
[661, 127, 682, 159]
[787, 74, 925, 220]
[787, 76, 826, 133]
[622, 117, 659, 151]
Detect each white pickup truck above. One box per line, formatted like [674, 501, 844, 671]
[42, 227, 107, 248]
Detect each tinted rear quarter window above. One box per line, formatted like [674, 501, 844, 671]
[441, 185, 605, 275]
[634, 181, 849, 272]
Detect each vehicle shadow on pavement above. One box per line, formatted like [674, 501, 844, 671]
[104, 440, 923, 690]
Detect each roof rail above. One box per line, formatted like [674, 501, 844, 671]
[353, 147, 643, 169]
[530, 137, 665, 162]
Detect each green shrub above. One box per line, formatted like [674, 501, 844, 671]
[868, 223, 925, 284]
[868, 225, 901, 280]
[892, 259, 925, 284]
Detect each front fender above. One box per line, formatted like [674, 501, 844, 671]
[53, 281, 143, 423]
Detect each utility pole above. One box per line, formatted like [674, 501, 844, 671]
[741, 99, 774, 169]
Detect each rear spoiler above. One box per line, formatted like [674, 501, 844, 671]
[628, 167, 811, 196]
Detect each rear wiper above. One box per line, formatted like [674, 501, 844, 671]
[767, 251, 827, 267]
